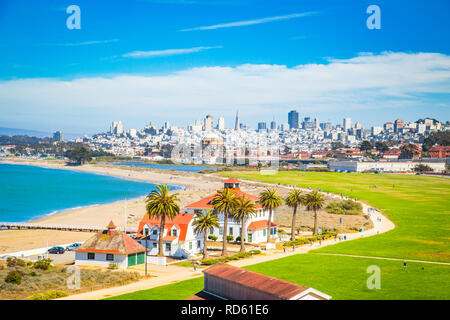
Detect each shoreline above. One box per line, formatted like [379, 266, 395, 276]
[0, 158, 224, 254]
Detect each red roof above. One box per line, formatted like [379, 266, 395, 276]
[203, 263, 310, 300]
[106, 220, 117, 229]
[137, 213, 194, 242]
[185, 190, 261, 209]
[75, 230, 145, 255]
[247, 220, 277, 230]
[223, 177, 241, 183]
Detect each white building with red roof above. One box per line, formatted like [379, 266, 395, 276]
[75, 221, 146, 269]
[134, 212, 203, 258]
[183, 178, 278, 244]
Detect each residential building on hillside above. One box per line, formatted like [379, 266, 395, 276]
[328, 159, 446, 173]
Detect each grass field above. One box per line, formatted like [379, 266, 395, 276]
[108, 171, 450, 300]
[223, 171, 450, 263]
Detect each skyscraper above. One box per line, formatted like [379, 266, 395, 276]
[53, 130, 63, 142]
[203, 115, 213, 131]
[257, 122, 267, 131]
[234, 110, 240, 131]
[288, 110, 299, 130]
[394, 119, 404, 132]
[343, 118, 352, 131]
[110, 121, 123, 136]
[218, 117, 225, 130]
[270, 118, 277, 131]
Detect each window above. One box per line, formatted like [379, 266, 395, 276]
[172, 229, 177, 237]
[152, 229, 158, 235]
[219, 227, 223, 235]
[165, 243, 171, 251]
[152, 242, 157, 249]
[263, 229, 266, 237]
[87, 252, 95, 260]
[144, 228, 149, 236]
[189, 242, 192, 250]
[197, 240, 201, 249]
[229, 227, 233, 236]
[106, 254, 114, 261]
[271, 227, 277, 235]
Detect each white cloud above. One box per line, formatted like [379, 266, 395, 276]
[123, 46, 222, 58]
[0, 52, 449, 131]
[180, 12, 317, 31]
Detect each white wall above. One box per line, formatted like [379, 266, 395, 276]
[75, 251, 127, 268]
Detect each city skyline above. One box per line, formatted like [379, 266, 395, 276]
[0, 0, 449, 133]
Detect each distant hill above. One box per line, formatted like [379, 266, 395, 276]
[0, 127, 85, 140]
[0, 127, 51, 138]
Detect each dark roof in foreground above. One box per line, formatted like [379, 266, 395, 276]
[203, 263, 310, 300]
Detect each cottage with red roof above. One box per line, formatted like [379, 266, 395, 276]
[75, 221, 146, 269]
[134, 212, 203, 258]
[183, 178, 278, 244]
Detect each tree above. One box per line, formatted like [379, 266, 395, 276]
[65, 145, 92, 165]
[232, 196, 256, 252]
[331, 142, 345, 150]
[375, 141, 389, 152]
[192, 209, 219, 259]
[285, 189, 304, 241]
[360, 140, 373, 151]
[259, 188, 283, 242]
[413, 164, 433, 172]
[304, 190, 325, 235]
[211, 188, 238, 256]
[399, 144, 420, 159]
[145, 184, 180, 256]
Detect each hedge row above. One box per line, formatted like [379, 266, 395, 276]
[201, 250, 261, 266]
[284, 232, 338, 247]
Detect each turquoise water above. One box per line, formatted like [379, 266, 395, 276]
[0, 163, 180, 223]
[111, 161, 217, 172]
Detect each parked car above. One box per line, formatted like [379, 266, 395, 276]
[48, 246, 65, 254]
[65, 243, 82, 251]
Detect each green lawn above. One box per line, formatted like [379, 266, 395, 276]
[222, 171, 450, 262]
[107, 171, 450, 300]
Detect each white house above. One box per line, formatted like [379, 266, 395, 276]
[75, 221, 146, 269]
[183, 178, 278, 244]
[134, 212, 203, 258]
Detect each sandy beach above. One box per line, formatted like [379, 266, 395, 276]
[0, 158, 369, 254]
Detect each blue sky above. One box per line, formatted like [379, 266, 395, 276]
[0, 0, 449, 134]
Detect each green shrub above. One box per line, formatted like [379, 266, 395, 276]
[284, 232, 337, 247]
[200, 250, 261, 265]
[325, 200, 363, 215]
[6, 257, 27, 268]
[28, 290, 69, 300]
[33, 258, 53, 270]
[29, 271, 37, 277]
[208, 235, 218, 241]
[108, 262, 119, 270]
[5, 271, 22, 284]
[226, 235, 234, 242]
[235, 236, 241, 243]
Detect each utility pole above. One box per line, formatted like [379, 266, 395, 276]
[145, 237, 148, 277]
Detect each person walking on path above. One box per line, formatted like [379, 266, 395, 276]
[403, 261, 407, 270]
[344, 235, 347, 240]
[292, 244, 296, 252]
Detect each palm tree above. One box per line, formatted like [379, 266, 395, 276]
[285, 188, 304, 241]
[232, 196, 257, 252]
[304, 190, 325, 235]
[211, 188, 238, 256]
[192, 209, 219, 259]
[259, 188, 283, 242]
[145, 184, 180, 256]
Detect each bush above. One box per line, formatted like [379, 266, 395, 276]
[200, 250, 261, 265]
[33, 258, 53, 270]
[29, 271, 37, 277]
[28, 290, 69, 300]
[325, 200, 363, 215]
[208, 235, 218, 241]
[6, 257, 27, 268]
[5, 271, 22, 284]
[226, 235, 234, 242]
[235, 236, 241, 243]
[284, 232, 337, 247]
